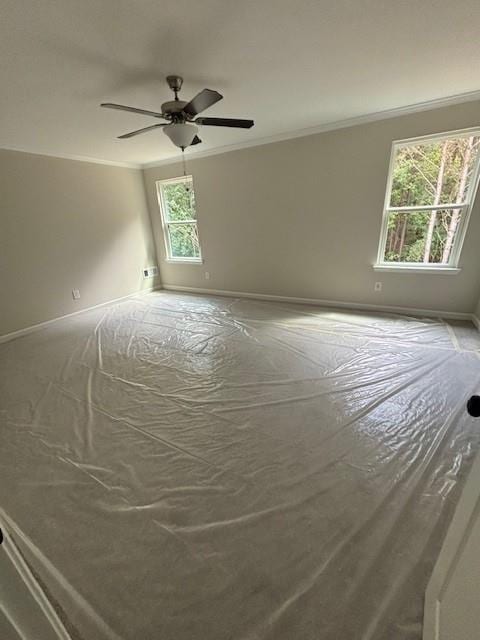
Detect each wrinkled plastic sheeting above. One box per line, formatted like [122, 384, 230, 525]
[1, 291, 480, 640]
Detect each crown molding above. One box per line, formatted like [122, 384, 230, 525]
[3, 88, 480, 170]
[0, 144, 141, 169]
[141, 88, 480, 169]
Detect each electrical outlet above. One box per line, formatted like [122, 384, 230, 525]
[374, 282, 382, 292]
[143, 266, 159, 279]
[72, 289, 81, 300]
[205, 271, 210, 280]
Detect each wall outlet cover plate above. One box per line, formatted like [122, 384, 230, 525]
[143, 266, 159, 279]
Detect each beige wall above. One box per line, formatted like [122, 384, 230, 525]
[3, 101, 480, 338]
[0, 150, 159, 336]
[144, 100, 480, 314]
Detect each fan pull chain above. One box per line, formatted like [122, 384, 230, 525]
[182, 150, 189, 196]
[182, 151, 192, 203]
[182, 150, 187, 180]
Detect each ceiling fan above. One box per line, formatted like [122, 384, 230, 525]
[101, 75, 254, 149]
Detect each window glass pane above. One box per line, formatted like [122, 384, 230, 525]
[384, 209, 463, 264]
[162, 178, 196, 221]
[168, 223, 200, 258]
[390, 136, 480, 207]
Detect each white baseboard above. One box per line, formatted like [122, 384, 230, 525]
[0, 286, 160, 345]
[2, 285, 476, 346]
[161, 284, 474, 322]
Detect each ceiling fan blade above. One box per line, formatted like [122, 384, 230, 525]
[190, 135, 202, 146]
[195, 117, 254, 129]
[117, 124, 164, 139]
[182, 89, 223, 117]
[101, 103, 165, 118]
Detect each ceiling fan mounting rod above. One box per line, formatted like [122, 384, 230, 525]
[166, 75, 183, 101]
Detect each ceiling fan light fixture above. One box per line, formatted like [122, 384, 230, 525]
[163, 123, 198, 149]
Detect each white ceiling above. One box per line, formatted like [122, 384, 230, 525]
[1, 0, 480, 167]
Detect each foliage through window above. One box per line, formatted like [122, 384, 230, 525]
[157, 176, 202, 261]
[377, 130, 480, 267]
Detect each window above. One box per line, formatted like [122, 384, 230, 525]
[157, 175, 202, 263]
[376, 129, 480, 271]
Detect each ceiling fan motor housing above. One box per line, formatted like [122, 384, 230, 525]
[161, 100, 188, 121]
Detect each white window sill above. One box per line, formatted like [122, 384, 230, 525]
[165, 258, 204, 265]
[373, 264, 461, 275]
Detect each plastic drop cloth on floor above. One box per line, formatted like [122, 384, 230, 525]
[1, 291, 480, 640]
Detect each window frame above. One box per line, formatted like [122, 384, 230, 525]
[375, 127, 480, 273]
[156, 175, 203, 264]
